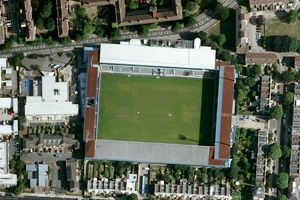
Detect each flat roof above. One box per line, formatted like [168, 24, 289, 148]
[93, 140, 210, 166]
[86, 67, 98, 97]
[100, 43, 216, 69]
[214, 66, 234, 160]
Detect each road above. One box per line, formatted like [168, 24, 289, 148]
[0, 0, 238, 56]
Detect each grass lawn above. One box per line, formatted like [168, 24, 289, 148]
[98, 73, 215, 145]
[265, 19, 300, 40]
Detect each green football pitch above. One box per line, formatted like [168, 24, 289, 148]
[98, 73, 216, 145]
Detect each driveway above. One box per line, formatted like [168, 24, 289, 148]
[232, 115, 269, 130]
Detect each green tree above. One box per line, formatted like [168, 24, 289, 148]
[46, 17, 56, 32]
[278, 194, 288, 200]
[237, 89, 247, 103]
[82, 21, 95, 39]
[281, 145, 291, 158]
[10, 53, 24, 67]
[215, 2, 229, 20]
[94, 26, 105, 38]
[129, 0, 139, 10]
[61, 36, 71, 45]
[287, 10, 298, 23]
[36, 17, 44, 29]
[217, 34, 226, 46]
[244, 77, 256, 88]
[283, 92, 294, 106]
[40, 1, 53, 19]
[171, 22, 182, 32]
[229, 157, 239, 180]
[109, 28, 121, 39]
[270, 105, 283, 120]
[126, 193, 138, 200]
[184, 16, 196, 27]
[267, 143, 282, 160]
[276, 172, 289, 189]
[281, 70, 295, 83]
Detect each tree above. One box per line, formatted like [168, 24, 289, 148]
[229, 157, 239, 180]
[129, 0, 139, 10]
[217, 34, 226, 46]
[270, 105, 283, 120]
[109, 28, 121, 39]
[244, 77, 256, 88]
[267, 143, 282, 160]
[283, 92, 294, 106]
[40, 1, 53, 19]
[36, 17, 44, 29]
[126, 193, 138, 200]
[281, 145, 291, 158]
[237, 89, 247, 103]
[281, 70, 295, 83]
[46, 17, 56, 32]
[171, 22, 182, 32]
[287, 10, 298, 23]
[276, 172, 289, 189]
[82, 21, 95, 39]
[278, 194, 288, 200]
[10, 53, 24, 67]
[94, 26, 105, 38]
[215, 2, 229, 20]
[184, 16, 196, 27]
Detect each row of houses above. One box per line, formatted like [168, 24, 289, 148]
[154, 180, 232, 199]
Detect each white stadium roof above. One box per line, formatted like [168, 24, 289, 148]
[100, 43, 216, 69]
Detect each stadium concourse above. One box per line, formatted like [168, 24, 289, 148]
[83, 39, 235, 167]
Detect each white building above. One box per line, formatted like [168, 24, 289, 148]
[0, 58, 13, 95]
[25, 76, 78, 122]
[0, 98, 18, 137]
[0, 142, 17, 188]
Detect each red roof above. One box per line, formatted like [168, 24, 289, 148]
[208, 147, 225, 165]
[88, 51, 99, 66]
[85, 140, 95, 158]
[83, 107, 96, 141]
[218, 66, 234, 159]
[86, 67, 98, 97]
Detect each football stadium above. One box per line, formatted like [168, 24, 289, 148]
[83, 39, 235, 167]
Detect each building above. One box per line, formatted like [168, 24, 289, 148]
[259, 76, 271, 111]
[245, 52, 278, 66]
[23, 0, 36, 41]
[249, 0, 291, 11]
[83, 39, 235, 167]
[236, 7, 251, 53]
[0, 142, 17, 188]
[26, 163, 49, 188]
[81, 0, 182, 26]
[66, 159, 80, 192]
[0, 98, 18, 138]
[25, 76, 78, 123]
[253, 131, 267, 200]
[0, 1, 5, 45]
[22, 134, 78, 153]
[154, 180, 232, 199]
[290, 84, 300, 177]
[87, 173, 137, 195]
[56, 0, 69, 37]
[0, 58, 17, 95]
[294, 56, 300, 69]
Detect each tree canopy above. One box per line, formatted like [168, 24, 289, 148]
[46, 17, 56, 32]
[278, 194, 288, 200]
[276, 172, 289, 189]
[266, 143, 282, 160]
[270, 105, 283, 120]
[126, 193, 138, 200]
[129, 0, 139, 10]
[40, 1, 53, 19]
[10, 53, 24, 67]
[287, 10, 298, 23]
[215, 2, 229, 20]
[281, 145, 291, 159]
[283, 92, 294, 106]
[184, 16, 196, 27]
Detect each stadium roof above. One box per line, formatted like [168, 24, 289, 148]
[94, 140, 211, 166]
[100, 43, 216, 69]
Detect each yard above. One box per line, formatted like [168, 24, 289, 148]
[98, 73, 216, 145]
[265, 18, 300, 40]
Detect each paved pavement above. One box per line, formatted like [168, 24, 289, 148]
[232, 115, 268, 130]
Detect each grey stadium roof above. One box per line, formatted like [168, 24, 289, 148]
[93, 140, 210, 166]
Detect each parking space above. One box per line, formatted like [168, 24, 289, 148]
[233, 115, 269, 130]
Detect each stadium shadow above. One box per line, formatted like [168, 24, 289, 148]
[198, 73, 217, 146]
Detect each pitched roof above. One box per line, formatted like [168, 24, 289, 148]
[245, 52, 277, 65]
